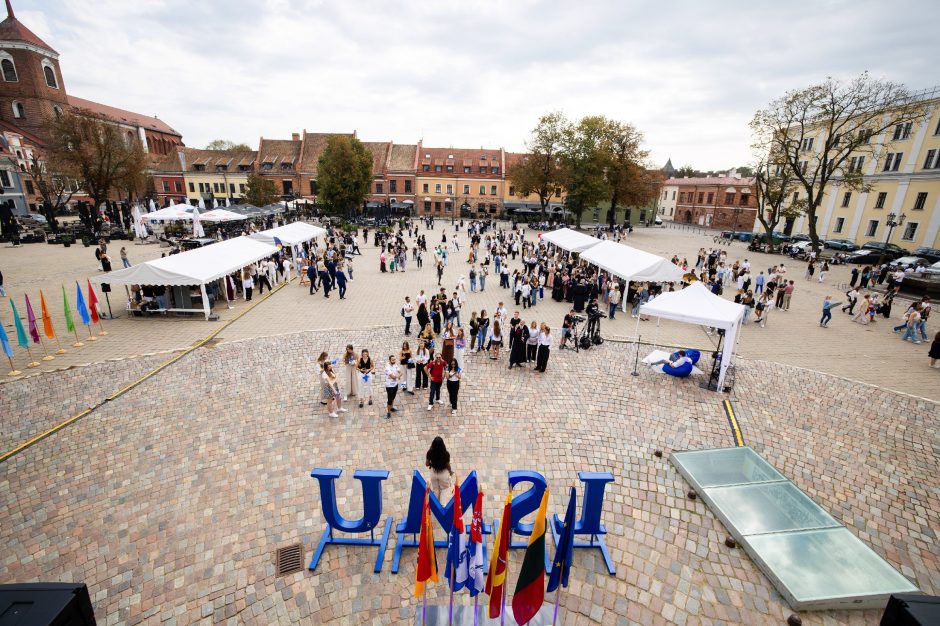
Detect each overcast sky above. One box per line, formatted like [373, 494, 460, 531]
[18, 0, 940, 170]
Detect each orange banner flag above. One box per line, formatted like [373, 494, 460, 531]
[39, 290, 56, 339]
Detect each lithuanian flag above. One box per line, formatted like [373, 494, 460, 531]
[512, 489, 549, 625]
[485, 490, 512, 618]
[414, 486, 439, 597]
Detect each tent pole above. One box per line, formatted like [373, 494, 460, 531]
[632, 314, 642, 376]
[200, 284, 211, 321]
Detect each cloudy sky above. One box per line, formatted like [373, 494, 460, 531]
[17, 0, 940, 169]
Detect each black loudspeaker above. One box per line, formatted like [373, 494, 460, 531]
[592, 333, 603, 345]
[880, 594, 940, 626]
[578, 335, 592, 350]
[0, 582, 96, 625]
[101, 283, 111, 293]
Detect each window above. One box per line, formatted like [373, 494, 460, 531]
[188, 182, 195, 192]
[389, 180, 397, 193]
[739, 194, 750, 206]
[463, 166, 471, 173]
[448, 154, 454, 159]
[875, 192, 887, 208]
[444, 201, 452, 212]
[802, 137, 814, 151]
[479, 167, 486, 174]
[43, 64, 57, 88]
[706, 192, 714, 204]
[463, 184, 470, 194]
[214, 182, 222, 193]
[282, 180, 292, 194]
[240, 184, 246, 193]
[834, 217, 845, 233]
[509, 186, 515, 196]
[860, 128, 873, 144]
[238, 165, 251, 172]
[0, 170, 10, 187]
[892, 122, 913, 141]
[480, 155, 486, 161]
[24, 179, 33, 194]
[446, 165, 453, 172]
[422, 164, 430, 172]
[434, 165, 442, 172]
[446, 184, 452, 194]
[1, 58, 17, 82]
[554, 188, 561, 198]
[375, 183, 383, 194]
[193, 164, 206, 172]
[593, 207, 600, 221]
[52, 105, 62, 119]
[422, 183, 429, 193]
[830, 134, 840, 147]
[434, 201, 441, 211]
[697, 192, 704, 203]
[800, 161, 808, 174]
[478, 203, 485, 211]
[490, 185, 497, 195]
[841, 192, 852, 208]
[491, 167, 499, 174]
[404, 180, 412, 193]
[866, 220, 878, 237]
[791, 192, 799, 204]
[424, 201, 431, 211]
[425, 153, 431, 159]
[902, 222, 918, 241]
[479, 185, 486, 195]
[435, 184, 441, 193]
[913, 192, 927, 211]
[162, 181, 170, 192]
[725, 193, 735, 204]
[215, 165, 227, 172]
[883, 153, 902, 171]
[229, 183, 234, 194]
[671, 191, 675, 200]
[924, 149, 938, 169]
[175, 182, 183, 193]
[197, 182, 205, 192]
[12, 101, 24, 118]
[310, 181, 318, 195]
[849, 156, 865, 173]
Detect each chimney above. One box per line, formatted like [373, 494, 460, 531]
[291, 133, 300, 141]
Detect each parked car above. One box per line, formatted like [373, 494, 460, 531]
[823, 238, 859, 251]
[790, 234, 811, 242]
[890, 256, 929, 269]
[860, 241, 908, 255]
[911, 247, 940, 264]
[719, 231, 751, 241]
[924, 261, 940, 275]
[27, 212, 48, 224]
[787, 241, 813, 257]
[845, 245, 908, 264]
[179, 237, 216, 251]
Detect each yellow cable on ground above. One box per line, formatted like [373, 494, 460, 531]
[0, 278, 294, 464]
[722, 399, 744, 447]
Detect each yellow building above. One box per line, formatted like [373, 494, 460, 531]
[415, 147, 505, 217]
[180, 148, 257, 204]
[787, 89, 940, 251]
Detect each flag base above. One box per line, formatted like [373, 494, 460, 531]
[87, 336, 98, 342]
[42, 355, 55, 361]
[98, 331, 108, 336]
[56, 348, 67, 354]
[7, 369, 21, 376]
[27, 361, 40, 368]
[72, 342, 84, 347]
[414, 604, 555, 625]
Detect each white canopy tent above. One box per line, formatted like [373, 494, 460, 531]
[90, 237, 278, 319]
[249, 221, 326, 247]
[638, 282, 745, 391]
[200, 208, 248, 222]
[540, 227, 602, 253]
[147, 206, 193, 221]
[579, 240, 686, 311]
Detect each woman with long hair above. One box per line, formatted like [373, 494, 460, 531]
[525, 320, 539, 364]
[488, 320, 503, 360]
[476, 309, 490, 354]
[418, 323, 436, 360]
[446, 358, 461, 415]
[535, 323, 552, 372]
[357, 349, 375, 408]
[454, 328, 466, 372]
[414, 340, 430, 389]
[342, 344, 359, 402]
[425, 436, 453, 500]
[400, 341, 415, 395]
[321, 362, 346, 417]
[468, 311, 479, 351]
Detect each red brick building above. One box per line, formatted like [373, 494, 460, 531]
[668, 176, 758, 229]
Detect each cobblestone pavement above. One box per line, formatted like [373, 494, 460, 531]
[1, 222, 936, 401]
[0, 326, 937, 626]
[0, 222, 938, 626]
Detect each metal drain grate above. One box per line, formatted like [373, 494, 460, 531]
[275, 543, 304, 577]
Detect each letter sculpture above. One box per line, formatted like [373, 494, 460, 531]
[549, 471, 616, 575]
[308, 468, 393, 573]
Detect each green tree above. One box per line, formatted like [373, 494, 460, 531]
[601, 119, 657, 228]
[25, 154, 76, 232]
[48, 109, 146, 218]
[675, 165, 696, 178]
[560, 116, 610, 228]
[244, 172, 278, 206]
[205, 139, 253, 151]
[753, 150, 805, 252]
[752, 72, 927, 253]
[734, 165, 754, 177]
[317, 135, 373, 216]
[512, 112, 569, 220]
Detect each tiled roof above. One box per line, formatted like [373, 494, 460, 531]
[67, 95, 182, 137]
[0, 13, 56, 53]
[388, 144, 417, 171]
[176, 147, 257, 173]
[423, 147, 501, 163]
[298, 132, 354, 175]
[145, 150, 184, 173]
[504, 152, 531, 173]
[665, 176, 756, 186]
[361, 141, 391, 176]
[257, 138, 300, 167]
[0, 119, 44, 147]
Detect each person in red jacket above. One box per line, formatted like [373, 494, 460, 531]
[426, 354, 446, 410]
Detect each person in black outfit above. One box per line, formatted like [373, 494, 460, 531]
[586, 298, 600, 336]
[508, 321, 528, 368]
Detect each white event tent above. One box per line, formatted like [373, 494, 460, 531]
[200, 208, 247, 222]
[540, 227, 601, 253]
[147, 206, 193, 221]
[638, 282, 745, 391]
[579, 240, 685, 310]
[90, 237, 278, 320]
[250, 222, 326, 262]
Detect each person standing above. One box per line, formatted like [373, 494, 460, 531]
[242, 268, 254, 301]
[608, 284, 620, 319]
[842, 287, 858, 314]
[402, 296, 415, 335]
[487, 320, 503, 360]
[321, 362, 346, 418]
[535, 323, 552, 372]
[400, 341, 415, 394]
[928, 331, 940, 368]
[849, 266, 859, 288]
[454, 328, 467, 372]
[446, 358, 461, 415]
[781, 281, 795, 311]
[357, 349, 375, 408]
[475, 310, 490, 353]
[120, 247, 131, 268]
[918, 297, 931, 343]
[425, 437, 453, 500]
[342, 344, 359, 402]
[307, 259, 318, 294]
[526, 320, 539, 363]
[335, 262, 348, 299]
[818, 261, 829, 283]
[508, 320, 528, 369]
[427, 353, 446, 410]
[414, 340, 430, 389]
[318, 261, 332, 298]
[383, 355, 401, 419]
[820, 295, 834, 327]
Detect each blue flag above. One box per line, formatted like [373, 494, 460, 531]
[444, 521, 468, 592]
[547, 486, 576, 593]
[0, 313, 13, 358]
[273, 236, 283, 251]
[75, 281, 91, 326]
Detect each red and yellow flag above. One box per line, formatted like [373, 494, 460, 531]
[39, 290, 55, 339]
[485, 490, 512, 618]
[414, 486, 439, 597]
[512, 489, 549, 625]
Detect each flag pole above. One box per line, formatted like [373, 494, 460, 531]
[422, 587, 427, 626]
[72, 325, 84, 347]
[551, 560, 565, 626]
[473, 596, 478, 626]
[97, 316, 107, 336]
[25, 345, 39, 368]
[86, 324, 97, 341]
[448, 553, 455, 626]
[54, 334, 67, 354]
[7, 356, 20, 376]
[39, 337, 54, 361]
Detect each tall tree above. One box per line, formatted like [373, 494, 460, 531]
[48, 110, 146, 220]
[512, 112, 569, 220]
[752, 72, 927, 252]
[560, 116, 610, 228]
[601, 119, 656, 228]
[752, 150, 805, 252]
[317, 135, 373, 216]
[26, 154, 76, 233]
[205, 139, 253, 151]
[244, 172, 278, 206]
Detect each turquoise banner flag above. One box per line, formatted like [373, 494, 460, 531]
[9, 299, 29, 349]
[0, 313, 13, 358]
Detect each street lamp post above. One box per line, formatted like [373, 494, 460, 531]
[731, 206, 743, 241]
[877, 212, 906, 267]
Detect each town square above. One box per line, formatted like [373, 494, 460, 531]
[0, 2, 938, 625]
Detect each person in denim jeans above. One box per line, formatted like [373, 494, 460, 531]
[919, 297, 931, 341]
[901, 305, 922, 344]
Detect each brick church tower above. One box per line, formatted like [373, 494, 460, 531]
[0, 0, 69, 144]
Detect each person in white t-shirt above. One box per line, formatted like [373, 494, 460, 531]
[384, 355, 401, 420]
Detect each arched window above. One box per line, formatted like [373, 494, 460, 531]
[1, 58, 16, 82]
[52, 105, 62, 118]
[12, 101, 24, 119]
[43, 63, 58, 88]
